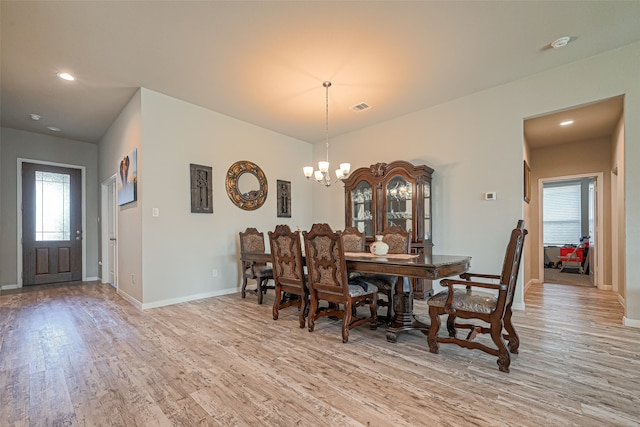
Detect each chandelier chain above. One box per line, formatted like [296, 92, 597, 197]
[324, 81, 331, 163]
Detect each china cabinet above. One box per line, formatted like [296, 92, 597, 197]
[343, 161, 434, 297]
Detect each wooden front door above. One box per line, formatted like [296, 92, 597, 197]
[22, 162, 82, 285]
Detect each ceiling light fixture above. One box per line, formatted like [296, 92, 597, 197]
[29, 113, 41, 121]
[551, 36, 571, 49]
[560, 120, 574, 126]
[57, 72, 76, 81]
[303, 81, 350, 187]
[48, 126, 61, 132]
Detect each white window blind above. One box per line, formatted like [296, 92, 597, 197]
[543, 183, 581, 245]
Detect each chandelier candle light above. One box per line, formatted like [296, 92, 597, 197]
[303, 81, 351, 186]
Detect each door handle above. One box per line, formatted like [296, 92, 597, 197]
[109, 238, 117, 241]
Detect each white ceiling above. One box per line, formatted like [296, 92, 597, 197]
[524, 95, 624, 149]
[2, 1, 639, 145]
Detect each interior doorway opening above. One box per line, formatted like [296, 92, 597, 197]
[538, 173, 604, 289]
[101, 175, 118, 288]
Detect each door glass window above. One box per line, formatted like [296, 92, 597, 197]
[35, 171, 70, 241]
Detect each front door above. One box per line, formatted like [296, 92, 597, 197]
[22, 162, 82, 285]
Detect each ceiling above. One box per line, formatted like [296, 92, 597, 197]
[2, 1, 639, 145]
[524, 95, 624, 149]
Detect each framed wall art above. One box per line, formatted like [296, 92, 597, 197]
[523, 160, 531, 204]
[277, 180, 291, 217]
[190, 163, 213, 213]
[117, 147, 137, 206]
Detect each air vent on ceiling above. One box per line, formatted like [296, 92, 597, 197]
[350, 102, 370, 112]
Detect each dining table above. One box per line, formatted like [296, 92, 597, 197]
[240, 250, 471, 343]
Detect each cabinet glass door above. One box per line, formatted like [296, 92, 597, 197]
[386, 175, 412, 232]
[351, 181, 373, 237]
[424, 181, 431, 241]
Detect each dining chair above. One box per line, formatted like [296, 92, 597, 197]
[239, 227, 274, 304]
[426, 220, 527, 373]
[341, 226, 366, 253]
[268, 224, 309, 328]
[302, 223, 378, 343]
[359, 225, 411, 324]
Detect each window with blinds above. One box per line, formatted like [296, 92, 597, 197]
[543, 182, 581, 245]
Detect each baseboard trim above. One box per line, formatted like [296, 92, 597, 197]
[1, 284, 20, 291]
[623, 317, 640, 328]
[141, 288, 238, 310]
[117, 288, 143, 311]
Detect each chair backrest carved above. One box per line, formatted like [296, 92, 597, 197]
[239, 227, 267, 275]
[497, 220, 528, 314]
[268, 225, 306, 288]
[303, 223, 350, 299]
[341, 226, 365, 253]
[381, 225, 410, 254]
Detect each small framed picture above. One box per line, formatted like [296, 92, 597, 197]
[523, 160, 531, 204]
[277, 180, 291, 217]
[190, 164, 213, 213]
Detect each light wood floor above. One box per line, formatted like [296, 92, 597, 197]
[1, 281, 639, 426]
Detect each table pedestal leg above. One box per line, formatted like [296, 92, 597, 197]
[386, 278, 430, 342]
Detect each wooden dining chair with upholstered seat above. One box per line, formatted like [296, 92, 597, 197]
[341, 226, 367, 284]
[427, 220, 527, 373]
[302, 223, 378, 343]
[358, 225, 411, 324]
[268, 224, 309, 328]
[239, 227, 274, 304]
[341, 226, 366, 253]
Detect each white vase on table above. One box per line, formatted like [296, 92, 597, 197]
[369, 235, 389, 255]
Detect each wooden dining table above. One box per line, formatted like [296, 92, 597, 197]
[240, 251, 471, 342]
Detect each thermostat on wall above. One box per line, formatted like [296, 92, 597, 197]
[484, 192, 497, 201]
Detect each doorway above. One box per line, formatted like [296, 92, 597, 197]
[539, 173, 604, 289]
[101, 175, 118, 288]
[20, 160, 85, 285]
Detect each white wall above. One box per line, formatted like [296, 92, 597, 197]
[0, 127, 99, 286]
[137, 89, 313, 307]
[310, 42, 640, 322]
[98, 90, 143, 303]
[611, 117, 626, 299]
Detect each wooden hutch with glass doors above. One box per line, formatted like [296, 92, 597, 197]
[343, 160, 434, 298]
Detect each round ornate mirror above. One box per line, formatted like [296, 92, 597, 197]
[225, 160, 268, 210]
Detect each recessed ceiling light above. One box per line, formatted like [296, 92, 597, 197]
[551, 36, 571, 49]
[29, 113, 41, 121]
[48, 126, 62, 132]
[57, 72, 75, 81]
[560, 120, 574, 126]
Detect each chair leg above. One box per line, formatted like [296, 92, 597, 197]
[272, 287, 282, 320]
[241, 277, 248, 299]
[342, 300, 352, 343]
[491, 320, 511, 373]
[427, 307, 441, 354]
[369, 298, 378, 330]
[257, 277, 265, 304]
[446, 314, 457, 337]
[308, 297, 318, 332]
[503, 307, 520, 354]
[298, 296, 308, 329]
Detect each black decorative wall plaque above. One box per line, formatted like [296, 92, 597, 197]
[190, 164, 213, 213]
[277, 180, 291, 218]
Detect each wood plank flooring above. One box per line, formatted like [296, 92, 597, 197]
[1, 281, 639, 426]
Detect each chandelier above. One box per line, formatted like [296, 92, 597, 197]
[303, 81, 351, 187]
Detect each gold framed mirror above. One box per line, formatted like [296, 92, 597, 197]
[225, 160, 268, 210]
